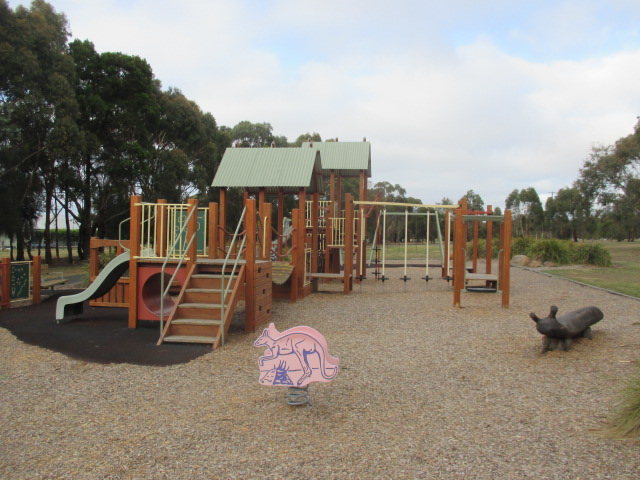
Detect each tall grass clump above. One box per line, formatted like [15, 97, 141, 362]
[572, 243, 612, 267]
[602, 366, 640, 439]
[527, 238, 573, 264]
[512, 237, 534, 256]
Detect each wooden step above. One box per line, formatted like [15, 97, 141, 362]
[179, 302, 224, 309]
[163, 335, 217, 344]
[171, 318, 222, 326]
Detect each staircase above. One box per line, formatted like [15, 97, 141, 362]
[158, 259, 246, 349]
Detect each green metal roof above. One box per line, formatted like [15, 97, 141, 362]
[302, 141, 371, 177]
[211, 147, 324, 194]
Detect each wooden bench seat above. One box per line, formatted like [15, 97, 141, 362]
[40, 264, 67, 292]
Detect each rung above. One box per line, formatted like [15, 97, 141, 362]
[163, 335, 217, 344]
[171, 319, 222, 326]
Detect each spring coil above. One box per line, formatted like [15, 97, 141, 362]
[287, 386, 310, 406]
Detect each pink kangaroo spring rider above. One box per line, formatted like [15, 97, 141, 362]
[254, 323, 339, 388]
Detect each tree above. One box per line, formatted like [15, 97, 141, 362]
[462, 189, 484, 211]
[291, 132, 322, 146]
[230, 121, 275, 147]
[505, 187, 544, 236]
[0, 0, 76, 261]
[578, 121, 640, 241]
[545, 187, 591, 241]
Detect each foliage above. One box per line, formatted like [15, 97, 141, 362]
[465, 238, 500, 259]
[603, 366, 640, 439]
[578, 122, 640, 241]
[98, 247, 118, 269]
[544, 187, 592, 241]
[571, 243, 612, 267]
[511, 236, 535, 256]
[526, 238, 573, 264]
[505, 187, 544, 237]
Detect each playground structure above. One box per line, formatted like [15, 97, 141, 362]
[57, 139, 514, 349]
[450, 198, 513, 308]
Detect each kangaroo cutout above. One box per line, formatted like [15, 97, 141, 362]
[254, 323, 339, 387]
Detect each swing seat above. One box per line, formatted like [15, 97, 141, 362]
[464, 272, 499, 292]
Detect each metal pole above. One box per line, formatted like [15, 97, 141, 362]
[404, 209, 408, 279]
[382, 208, 387, 281]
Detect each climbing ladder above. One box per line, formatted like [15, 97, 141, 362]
[158, 259, 246, 349]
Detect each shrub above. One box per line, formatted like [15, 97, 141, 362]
[603, 366, 640, 439]
[98, 248, 118, 269]
[572, 243, 612, 267]
[512, 237, 534, 256]
[466, 238, 501, 259]
[527, 238, 573, 264]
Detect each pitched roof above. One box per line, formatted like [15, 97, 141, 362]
[211, 147, 324, 194]
[301, 141, 371, 177]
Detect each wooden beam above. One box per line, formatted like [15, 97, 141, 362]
[354, 200, 460, 209]
[344, 193, 354, 293]
[244, 198, 256, 331]
[128, 195, 142, 328]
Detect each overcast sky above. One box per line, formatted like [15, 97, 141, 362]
[10, 0, 640, 209]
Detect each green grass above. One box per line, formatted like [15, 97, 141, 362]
[373, 242, 440, 261]
[541, 241, 640, 298]
[1, 249, 90, 277]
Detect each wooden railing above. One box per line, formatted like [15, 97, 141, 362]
[89, 238, 130, 308]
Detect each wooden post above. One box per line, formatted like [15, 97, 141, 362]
[218, 188, 227, 258]
[208, 202, 218, 259]
[290, 208, 300, 302]
[277, 191, 284, 260]
[297, 202, 307, 298]
[186, 198, 198, 269]
[156, 199, 167, 257]
[32, 255, 41, 305]
[358, 172, 368, 281]
[128, 195, 142, 328]
[311, 193, 319, 288]
[1, 257, 10, 309]
[472, 218, 479, 273]
[89, 237, 100, 280]
[452, 198, 467, 307]
[443, 210, 451, 279]
[486, 205, 493, 276]
[244, 198, 256, 330]
[325, 201, 334, 276]
[344, 193, 354, 293]
[329, 171, 335, 204]
[501, 210, 512, 308]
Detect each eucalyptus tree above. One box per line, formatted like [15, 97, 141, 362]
[578, 122, 640, 241]
[0, 0, 77, 260]
[505, 187, 544, 237]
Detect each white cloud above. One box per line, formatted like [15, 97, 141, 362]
[7, 0, 640, 209]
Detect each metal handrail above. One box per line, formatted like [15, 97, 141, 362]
[118, 217, 131, 252]
[159, 205, 199, 335]
[219, 206, 247, 347]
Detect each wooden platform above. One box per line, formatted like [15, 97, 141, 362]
[272, 262, 294, 285]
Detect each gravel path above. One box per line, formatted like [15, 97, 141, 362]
[1, 264, 639, 479]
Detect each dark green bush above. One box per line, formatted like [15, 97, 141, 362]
[527, 238, 573, 264]
[572, 243, 612, 267]
[512, 237, 534, 256]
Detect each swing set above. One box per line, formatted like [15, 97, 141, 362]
[354, 198, 513, 308]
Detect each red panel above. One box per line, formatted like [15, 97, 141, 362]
[136, 263, 187, 321]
